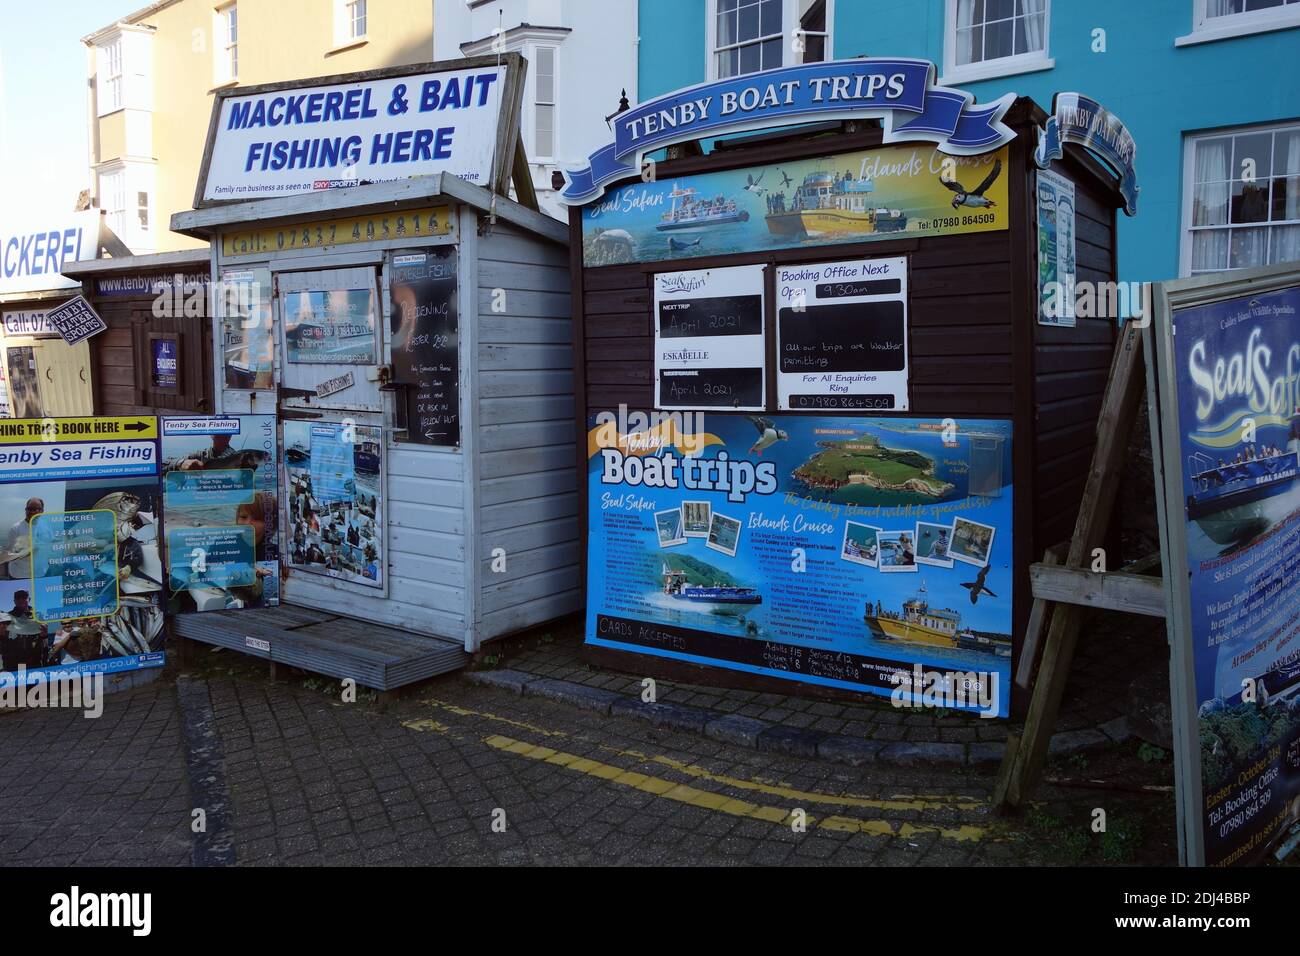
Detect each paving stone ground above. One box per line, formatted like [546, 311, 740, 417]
[486, 607, 1163, 754]
[0, 647, 1190, 867]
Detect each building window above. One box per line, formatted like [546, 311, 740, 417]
[216, 4, 238, 84]
[1184, 122, 1300, 275]
[714, 0, 783, 78]
[795, 0, 830, 64]
[335, 0, 367, 46]
[137, 191, 151, 231]
[1199, 0, 1299, 24]
[710, 0, 832, 79]
[99, 169, 127, 239]
[347, 0, 367, 38]
[952, 0, 1048, 67]
[944, 0, 1052, 81]
[534, 46, 556, 160]
[96, 39, 123, 114]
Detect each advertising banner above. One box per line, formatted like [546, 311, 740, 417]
[283, 421, 384, 589]
[776, 256, 909, 410]
[200, 66, 508, 201]
[161, 417, 279, 613]
[1036, 168, 1077, 328]
[2, 309, 57, 337]
[582, 143, 1007, 267]
[0, 417, 163, 687]
[0, 211, 99, 296]
[585, 411, 1013, 715]
[283, 288, 376, 365]
[562, 58, 1015, 204]
[653, 265, 765, 411]
[1154, 279, 1300, 865]
[221, 268, 275, 391]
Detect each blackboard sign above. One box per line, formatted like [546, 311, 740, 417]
[775, 256, 909, 410]
[653, 265, 765, 411]
[658, 295, 763, 339]
[44, 295, 107, 346]
[778, 301, 906, 373]
[389, 249, 459, 446]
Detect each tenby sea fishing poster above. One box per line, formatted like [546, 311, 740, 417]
[161, 416, 280, 613]
[1153, 279, 1300, 866]
[584, 411, 1014, 716]
[581, 142, 1008, 268]
[0, 417, 165, 687]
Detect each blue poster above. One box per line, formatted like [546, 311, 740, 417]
[151, 337, 179, 389]
[585, 412, 1013, 716]
[31, 510, 120, 623]
[1168, 285, 1300, 866]
[161, 416, 280, 612]
[0, 417, 164, 687]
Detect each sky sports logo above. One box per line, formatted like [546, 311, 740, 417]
[49, 887, 151, 936]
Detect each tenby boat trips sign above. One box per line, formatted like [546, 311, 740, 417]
[560, 58, 1016, 205]
[1035, 92, 1138, 216]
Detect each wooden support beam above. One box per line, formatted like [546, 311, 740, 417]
[511, 139, 540, 211]
[1029, 563, 1166, 617]
[995, 320, 1147, 811]
[1014, 542, 1066, 694]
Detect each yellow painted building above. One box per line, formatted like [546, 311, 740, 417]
[84, 0, 435, 254]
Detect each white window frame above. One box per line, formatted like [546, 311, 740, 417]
[214, 3, 238, 86]
[1177, 0, 1300, 46]
[333, 0, 369, 49]
[705, 0, 835, 81]
[1179, 119, 1300, 277]
[98, 166, 128, 241]
[533, 44, 558, 163]
[98, 38, 124, 115]
[941, 0, 1054, 86]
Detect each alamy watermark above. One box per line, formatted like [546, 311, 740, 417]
[890, 664, 999, 719]
[0, 667, 103, 719]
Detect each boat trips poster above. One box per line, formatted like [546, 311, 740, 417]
[581, 143, 1009, 268]
[161, 416, 280, 614]
[1165, 283, 1300, 866]
[584, 411, 1014, 716]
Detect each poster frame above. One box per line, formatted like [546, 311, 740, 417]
[1144, 260, 1300, 867]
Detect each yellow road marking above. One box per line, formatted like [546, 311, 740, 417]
[417, 697, 985, 814]
[419, 697, 569, 738]
[402, 718, 449, 733]
[627, 751, 984, 813]
[481, 733, 987, 842]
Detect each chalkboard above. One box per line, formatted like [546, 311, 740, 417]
[777, 301, 906, 372]
[389, 249, 459, 446]
[658, 367, 764, 408]
[657, 294, 763, 338]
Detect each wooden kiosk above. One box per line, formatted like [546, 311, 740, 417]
[166, 57, 579, 688]
[566, 62, 1127, 717]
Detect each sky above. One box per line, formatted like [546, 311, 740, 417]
[0, 0, 144, 224]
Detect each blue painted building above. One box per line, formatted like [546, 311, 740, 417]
[637, 0, 1300, 284]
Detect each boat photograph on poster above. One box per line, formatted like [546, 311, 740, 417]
[583, 143, 1008, 266]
